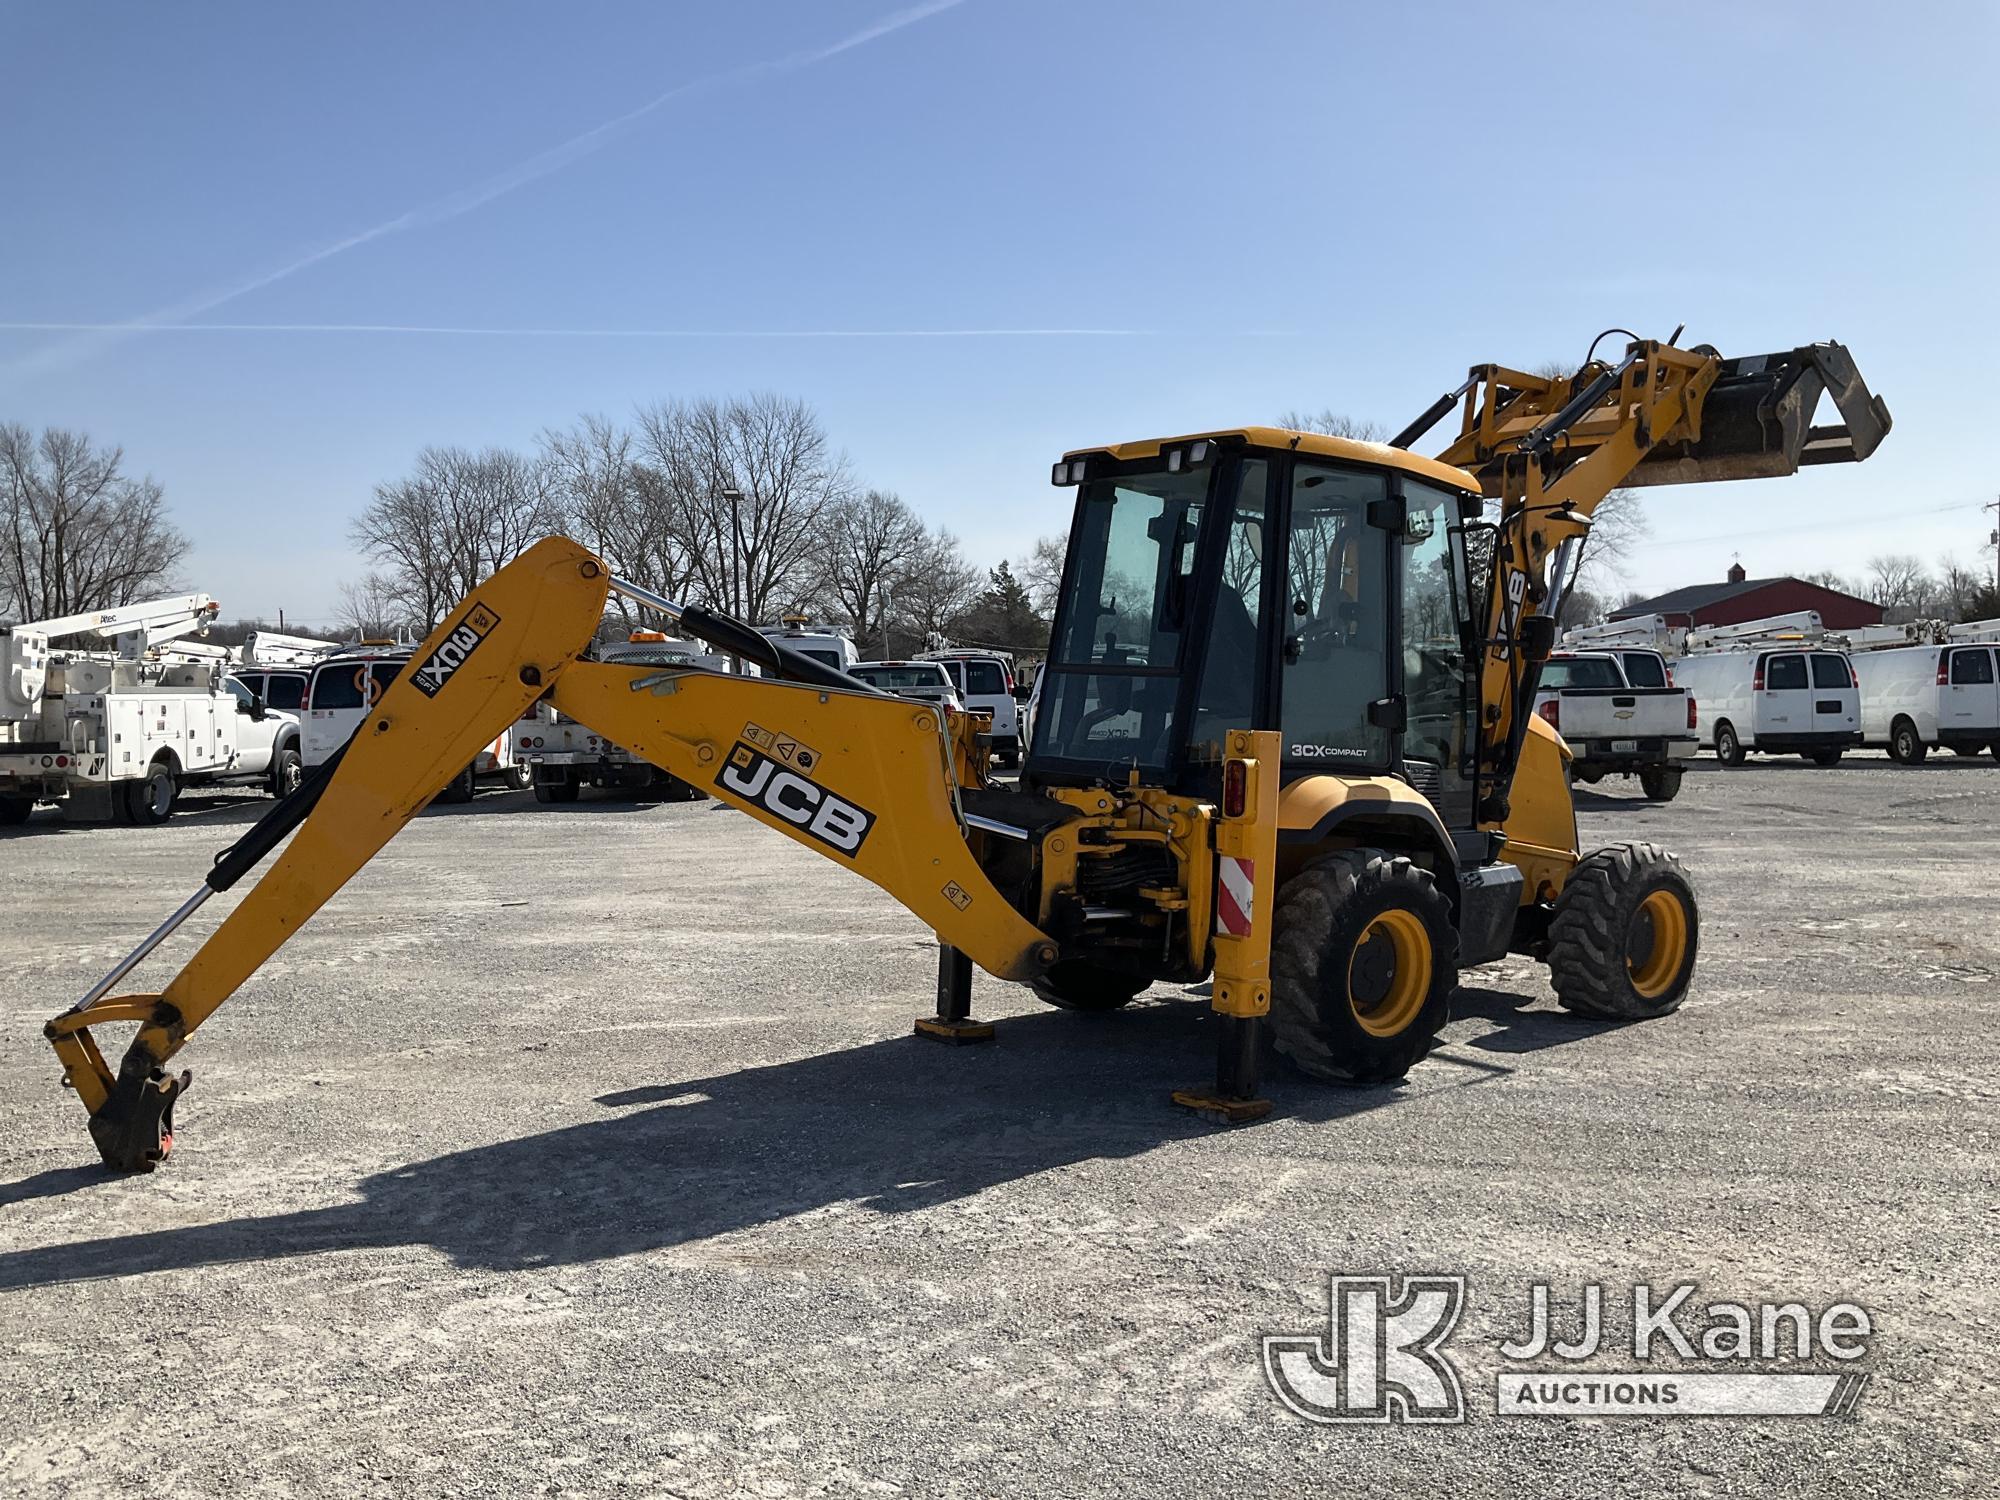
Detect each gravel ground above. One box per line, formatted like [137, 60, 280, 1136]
[2, 755, 1996, 1497]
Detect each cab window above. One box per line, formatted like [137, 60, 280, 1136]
[1764, 654, 1808, 691]
[264, 674, 307, 711]
[1619, 652, 1669, 688]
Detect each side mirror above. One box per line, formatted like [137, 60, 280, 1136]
[1519, 615, 1559, 664]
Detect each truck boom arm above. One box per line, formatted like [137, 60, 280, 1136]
[46, 538, 1057, 1169]
[1416, 337, 1890, 822]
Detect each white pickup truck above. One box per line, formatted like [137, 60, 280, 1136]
[1532, 649, 1696, 801]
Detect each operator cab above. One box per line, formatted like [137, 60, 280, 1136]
[1028, 429, 1484, 827]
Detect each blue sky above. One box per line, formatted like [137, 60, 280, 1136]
[4, 0, 1994, 623]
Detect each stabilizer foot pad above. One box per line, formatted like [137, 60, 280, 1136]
[914, 1017, 995, 1045]
[1170, 1089, 1272, 1125]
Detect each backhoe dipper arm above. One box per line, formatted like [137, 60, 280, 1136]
[1424, 337, 1891, 823]
[46, 537, 1057, 1170]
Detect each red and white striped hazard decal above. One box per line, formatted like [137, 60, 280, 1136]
[1216, 856, 1255, 937]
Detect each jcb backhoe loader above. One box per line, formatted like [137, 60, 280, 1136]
[45, 334, 1890, 1169]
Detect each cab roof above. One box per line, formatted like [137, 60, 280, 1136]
[1066, 426, 1481, 496]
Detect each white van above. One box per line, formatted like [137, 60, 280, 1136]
[1671, 647, 1861, 765]
[919, 650, 1021, 765]
[1853, 643, 2000, 763]
[304, 645, 524, 800]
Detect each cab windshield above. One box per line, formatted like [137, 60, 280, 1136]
[1033, 461, 1210, 768]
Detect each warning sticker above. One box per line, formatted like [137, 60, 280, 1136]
[742, 722, 821, 777]
[942, 881, 972, 911]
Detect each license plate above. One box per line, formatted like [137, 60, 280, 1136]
[1612, 739, 1639, 754]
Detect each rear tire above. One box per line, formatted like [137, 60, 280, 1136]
[506, 763, 534, 791]
[1638, 766, 1682, 802]
[533, 775, 579, 804]
[1713, 721, 1745, 766]
[1030, 961, 1147, 1011]
[268, 745, 303, 799]
[1889, 718, 1927, 765]
[1547, 841, 1698, 1020]
[1270, 850, 1457, 1086]
[1807, 748, 1844, 767]
[123, 760, 178, 825]
[0, 795, 33, 826]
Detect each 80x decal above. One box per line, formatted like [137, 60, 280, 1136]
[716, 742, 876, 856]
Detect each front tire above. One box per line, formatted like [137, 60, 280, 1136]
[1547, 841, 1698, 1020]
[1270, 850, 1457, 1086]
[1890, 718, 1927, 765]
[0, 795, 33, 826]
[1638, 766, 1683, 802]
[1713, 721, 1745, 766]
[1031, 961, 1147, 1011]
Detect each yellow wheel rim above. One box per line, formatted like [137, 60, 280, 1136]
[1628, 889, 1690, 999]
[1347, 909, 1432, 1037]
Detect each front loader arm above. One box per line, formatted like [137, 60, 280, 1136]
[47, 536, 1057, 1170]
[1419, 337, 1890, 824]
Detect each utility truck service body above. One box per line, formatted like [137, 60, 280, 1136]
[1672, 647, 1861, 764]
[1, 594, 303, 824]
[1531, 650, 1694, 800]
[519, 635, 727, 800]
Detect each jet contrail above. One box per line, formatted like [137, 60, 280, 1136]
[5, 0, 972, 377]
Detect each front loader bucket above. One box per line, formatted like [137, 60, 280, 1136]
[1626, 341, 1892, 487]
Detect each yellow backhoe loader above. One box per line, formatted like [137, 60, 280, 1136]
[45, 333, 1890, 1169]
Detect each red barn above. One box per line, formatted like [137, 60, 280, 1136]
[1609, 563, 1883, 631]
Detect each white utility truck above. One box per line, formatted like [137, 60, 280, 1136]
[1671, 614, 1861, 765]
[303, 643, 524, 801]
[0, 594, 303, 824]
[1849, 618, 2000, 763]
[518, 633, 730, 802]
[753, 618, 858, 672]
[1531, 649, 1696, 800]
[917, 648, 1021, 765]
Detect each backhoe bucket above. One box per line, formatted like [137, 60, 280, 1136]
[1626, 342, 1892, 487]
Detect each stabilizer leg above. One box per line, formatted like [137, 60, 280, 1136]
[915, 943, 994, 1044]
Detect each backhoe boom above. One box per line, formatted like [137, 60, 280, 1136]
[47, 537, 1056, 1169]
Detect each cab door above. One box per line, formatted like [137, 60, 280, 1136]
[1942, 647, 1998, 737]
[1756, 652, 1810, 741]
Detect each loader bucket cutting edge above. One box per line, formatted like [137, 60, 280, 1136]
[1625, 341, 1892, 488]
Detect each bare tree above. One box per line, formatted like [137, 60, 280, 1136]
[634, 393, 848, 624]
[540, 416, 696, 628]
[335, 573, 411, 639]
[1278, 410, 1387, 442]
[0, 424, 189, 619]
[1018, 532, 1068, 615]
[890, 526, 981, 653]
[1866, 554, 1931, 621]
[1937, 553, 1985, 622]
[821, 489, 924, 652]
[351, 446, 563, 630]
